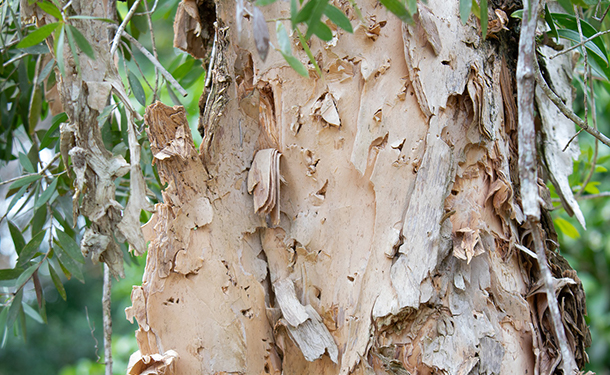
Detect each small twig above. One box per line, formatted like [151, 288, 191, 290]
[552, 191, 610, 202]
[0, 154, 63, 187]
[135, 0, 159, 15]
[110, 0, 142, 56]
[550, 29, 610, 59]
[577, 13, 600, 199]
[85, 306, 100, 362]
[515, 243, 538, 259]
[562, 128, 583, 152]
[142, 0, 160, 102]
[593, 3, 610, 23]
[121, 40, 155, 92]
[102, 263, 113, 375]
[534, 59, 610, 148]
[118, 31, 188, 97]
[530, 220, 578, 375]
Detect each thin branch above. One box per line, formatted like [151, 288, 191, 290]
[135, 0, 160, 15]
[110, 0, 142, 56]
[534, 59, 610, 147]
[530, 221, 578, 375]
[143, 0, 160, 102]
[0, 153, 63, 187]
[102, 263, 113, 375]
[118, 31, 188, 97]
[85, 306, 100, 362]
[550, 28, 610, 59]
[552, 191, 610, 202]
[518, 2, 578, 373]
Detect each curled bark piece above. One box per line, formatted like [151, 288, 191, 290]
[274, 278, 339, 363]
[127, 350, 179, 375]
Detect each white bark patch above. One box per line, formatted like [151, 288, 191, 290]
[536, 46, 585, 228]
[402, 0, 480, 117]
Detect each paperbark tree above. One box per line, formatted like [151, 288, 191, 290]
[117, 0, 591, 374]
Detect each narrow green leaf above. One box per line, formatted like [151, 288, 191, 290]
[64, 24, 80, 74]
[5, 186, 30, 216]
[55, 230, 85, 264]
[37, 1, 62, 20]
[22, 302, 44, 324]
[584, 181, 600, 194]
[0, 306, 9, 348]
[8, 174, 42, 190]
[55, 245, 84, 283]
[282, 52, 309, 77]
[556, 29, 609, 66]
[555, 217, 580, 239]
[378, 0, 413, 24]
[28, 84, 43, 132]
[324, 5, 353, 33]
[276, 21, 293, 55]
[544, 4, 558, 42]
[8, 221, 25, 255]
[31, 203, 47, 236]
[48, 262, 66, 301]
[299, 0, 331, 40]
[6, 290, 23, 336]
[256, 0, 279, 5]
[480, 0, 488, 37]
[40, 114, 62, 149]
[54, 25, 66, 78]
[0, 268, 24, 281]
[406, 0, 417, 15]
[34, 178, 58, 210]
[291, 0, 298, 25]
[16, 231, 46, 268]
[460, 0, 472, 25]
[297, 28, 321, 77]
[68, 25, 95, 59]
[128, 71, 147, 106]
[511, 9, 523, 19]
[294, 0, 317, 24]
[594, 165, 607, 173]
[97, 104, 117, 126]
[471, 0, 481, 18]
[311, 21, 333, 41]
[38, 57, 55, 85]
[66, 15, 117, 23]
[16, 23, 60, 49]
[15, 264, 37, 291]
[18, 152, 35, 173]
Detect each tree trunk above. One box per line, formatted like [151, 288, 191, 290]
[126, 1, 590, 374]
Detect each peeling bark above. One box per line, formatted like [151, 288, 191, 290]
[128, 1, 590, 374]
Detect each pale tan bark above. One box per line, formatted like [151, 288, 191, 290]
[126, 1, 589, 374]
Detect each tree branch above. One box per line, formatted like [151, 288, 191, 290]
[110, 0, 142, 56]
[119, 31, 188, 97]
[550, 28, 610, 60]
[518, 1, 578, 374]
[534, 59, 610, 148]
[103, 263, 113, 375]
[517, 0, 542, 221]
[530, 222, 578, 375]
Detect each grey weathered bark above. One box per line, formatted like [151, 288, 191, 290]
[125, 1, 590, 374]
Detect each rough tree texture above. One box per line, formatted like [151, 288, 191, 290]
[127, 1, 589, 374]
[20, 0, 152, 279]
